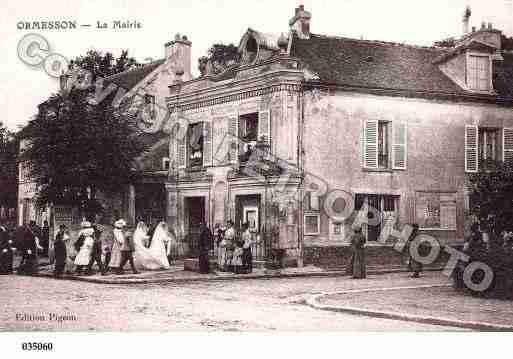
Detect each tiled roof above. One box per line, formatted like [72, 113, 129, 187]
[104, 59, 165, 91]
[291, 33, 513, 99]
[291, 33, 466, 94]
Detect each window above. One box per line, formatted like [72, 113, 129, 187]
[162, 157, 170, 171]
[415, 191, 457, 230]
[467, 55, 490, 91]
[478, 128, 498, 164]
[239, 113, 259, 163]
[378, 121, 389, 169]
[144, 94, 156, 118]
[304, 213, 320, 235]
[188, 122, 204, 168]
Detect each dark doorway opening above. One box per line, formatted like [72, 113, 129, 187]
[185, 196, 206, 256]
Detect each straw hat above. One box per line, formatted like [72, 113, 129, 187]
[114, 219, 126, 228]
[80, 221, 92, 228]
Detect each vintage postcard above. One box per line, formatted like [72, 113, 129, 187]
[1, 0, 513, 356]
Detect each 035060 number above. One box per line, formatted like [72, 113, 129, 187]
[21, 342, 53, 351]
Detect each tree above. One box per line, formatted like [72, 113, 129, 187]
[201, 43, 240, 75]
[21, 50, 147, 216]
[0, 122, 17, 210]
[467, 160, 513, 237]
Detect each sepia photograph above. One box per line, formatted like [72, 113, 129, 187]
[1, 0, 513, 356]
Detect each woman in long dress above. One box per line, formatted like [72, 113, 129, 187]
[108, 219, 125, 271]
[74, 227, 95, 274]
[132, 221, 167, 270]
[347, 226, 366, 279]
[148, 222, 171, 269]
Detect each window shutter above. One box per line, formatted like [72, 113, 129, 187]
[228, 114, 239, 164]
[177, 124, 187, 169]
[392, 122, 407, 169]
[364, 120, 378, 169]
[503, 128, 513, 163]
[203, 121, 213, 167]
[465, 125, 478, 173]
[258, 109, 271, 146]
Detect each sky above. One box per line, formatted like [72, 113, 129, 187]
[1, 0, 512, 131]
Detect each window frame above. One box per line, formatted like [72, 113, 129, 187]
[304, 212, 320, 236]
[187, 122, 204, 169]
[466, 53, 491, 92]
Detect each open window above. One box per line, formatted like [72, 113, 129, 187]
[188, 122, 204, 168]
[239, 113, 259, 163]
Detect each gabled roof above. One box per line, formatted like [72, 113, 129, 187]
[104, 58, 165, 91]
[290, 33, 467, 95]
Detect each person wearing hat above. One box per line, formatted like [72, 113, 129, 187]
[74, 222, 95, 275]
[347, 225, 366, 279]
[118, 224, 139, 275]
[109, 219, 126, 273]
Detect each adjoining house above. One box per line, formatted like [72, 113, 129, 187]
[19, 5, 513, 268]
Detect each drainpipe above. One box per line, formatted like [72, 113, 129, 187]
[297, 83, 305, 267]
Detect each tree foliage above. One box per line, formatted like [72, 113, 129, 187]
[467, 160, 513, 236]
[203, 43, 240, 74]
[21, 50, 147, 211]
[0, 122, 17, 208]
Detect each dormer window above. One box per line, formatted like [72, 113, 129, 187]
[467, 54, 490, 91]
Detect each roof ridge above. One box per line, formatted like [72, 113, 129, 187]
[308, 33, 444, 52]
[104, 58, 165, 81]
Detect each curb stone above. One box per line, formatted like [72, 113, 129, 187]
[31, 267, 445, 285]
[306, 285, 513, 332]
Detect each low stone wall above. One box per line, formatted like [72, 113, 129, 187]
[304, 243, 463, 269]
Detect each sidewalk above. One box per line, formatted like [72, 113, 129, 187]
[307, 285, 513, 331]
[32, 261, 445, 284]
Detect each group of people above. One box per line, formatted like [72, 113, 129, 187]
[346, 224, 424, 280]
[215, 220, 257, 274]
[53, 218, 178, 277]
[0, 221, 45, 275]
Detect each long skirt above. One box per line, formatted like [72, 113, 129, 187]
[347, 247, 366, 279]
[242, 248, 252, 273]
[198, 251, 209, 274]
[0, 251, 13, 274]
[217, 246, 226, 269]
[109, 241, 122, 268]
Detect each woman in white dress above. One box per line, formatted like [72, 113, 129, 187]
[74, 227, 95, 274]
[148, 222, 171, 269]
[132, 221, 167, 270]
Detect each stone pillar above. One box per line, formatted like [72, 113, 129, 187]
[127, 184, 136, 226]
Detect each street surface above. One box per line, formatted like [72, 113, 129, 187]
[0, 271, 466, 331]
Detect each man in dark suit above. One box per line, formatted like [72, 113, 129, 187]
[198, 222, 212, 274]
[0, 223, 16, 274]
[53, 224, 68, 278]
[118, 229, 138, 275]
[86, 223, 105, 275]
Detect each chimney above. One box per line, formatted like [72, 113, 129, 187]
[462, 5, 471, 35]
[289, 4, 311, 39]
[164, 33, 192, 81]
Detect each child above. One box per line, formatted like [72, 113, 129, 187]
[241, 223, 254, 274]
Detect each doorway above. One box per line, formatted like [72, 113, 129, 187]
[185, 196, 206, 256]
[355, 194, 399, 242]
[235, 194, 261, 233]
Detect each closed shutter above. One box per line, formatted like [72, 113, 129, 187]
[203, 121, 213, 167]
[503, 127, 513, 163]
[465, 125, 478, 173]
[258, 109, 271, 147]
[392, 122, 407, 169]
[228, 114, 239, 164]
[364, 120, 378, 169]
[177, 124, 187, 169]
